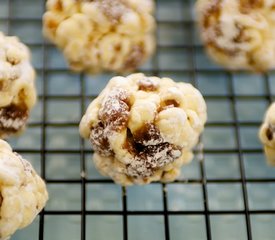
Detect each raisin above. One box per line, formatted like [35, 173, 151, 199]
[266, 127, 273, 141]
[90, 122, 114, 157]
[0, 104, 28, 133]
[127, 143, 181, 178]
[133, 123, 163, 145]
[98, 88, 130, 131]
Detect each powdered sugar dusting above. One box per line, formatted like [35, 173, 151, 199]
[138, 77, 159, 91]
[90, 123, 114, 157]
[134, 123, 163, 146]
[81, 73, 207, 184]
[0, 116, 26, 130]
[0, 32, 36, 134]
[0, 105, 28, 132]
[127, 143, 181, 178]
[98, 88, 130, 131]
[91, 87, 183, 179]
[97, 0, 130, 23]
[90, 88, 130, 156]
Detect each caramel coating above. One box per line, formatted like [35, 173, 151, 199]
[196, 0, 275, 72]
[0, 32, 36, 139]
[0, 140, 48, 239]
[43, 0, 155, 73]
[80, 73, 207, 185]
[259, 102, 275, 165]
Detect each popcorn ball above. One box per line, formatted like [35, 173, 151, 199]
[259, 102, 275, 165]
[0, 139, 48, 239]
[43, 0, 156, 73]
[0, 32, 36, 139]
[80, 73, 207, 185]
[196, 0, 275, 72]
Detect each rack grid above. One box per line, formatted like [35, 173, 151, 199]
[1, 0, 275, 239]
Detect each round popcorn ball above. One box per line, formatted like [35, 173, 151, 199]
[0, 139, 48, 239]
[259, 102, 275, 165]
[80, 73, 207, 185]
[43, 0, 156, 73]
[0, 32, 36, 139]
[196, 0, 275, 72]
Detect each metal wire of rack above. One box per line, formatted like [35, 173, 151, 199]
[1, 0, 275, 239]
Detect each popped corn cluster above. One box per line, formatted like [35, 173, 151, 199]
[259, 102, 275, 165]
[0, 140, 48, 240]
[196, 0, 275, 72]
[80, 73, 207, 185]
[0, 32, 36, 139]
[43, 0, 156, 73]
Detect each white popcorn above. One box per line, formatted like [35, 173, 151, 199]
[196, 0, 275, 72]
[80, 73, 207, 185]
[0, 32, 36, 139]
[156, 107, 198, 148]
[259, 102, 275, 165]
[43, 0, 156, 73]
[0, 140, 48, 239]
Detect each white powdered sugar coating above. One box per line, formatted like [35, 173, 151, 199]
[90, 125, 114, 157]
[0, 106, 28, 134]
[0, 111, 27, 131]
[137, 77, 159, 91]
[43, 0, 156, 73]
[127, 143, 181, 178]
[91, 87, 181, 178]
[98, 88, 130, 130]
[0, 116, 26, 130]
[0, 32, 36, 138]
[80, 73, 207, 185]
[97, 0, 130, 23]
[196, 0, 275, 71]
[139, 134, 163, 146]
[0, 139, 48, 239]
[0, 31, 36, 109]
[134, 124, 163, 146]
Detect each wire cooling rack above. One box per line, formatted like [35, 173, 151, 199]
[1, 0, 275, 239]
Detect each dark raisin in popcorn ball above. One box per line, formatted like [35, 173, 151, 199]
[80, 73, 207, 185]
[0, 32, 36, 139]
[196, 0, 275, 72]
[259, 102, 275, 165]
[43, 0, 155, 73]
